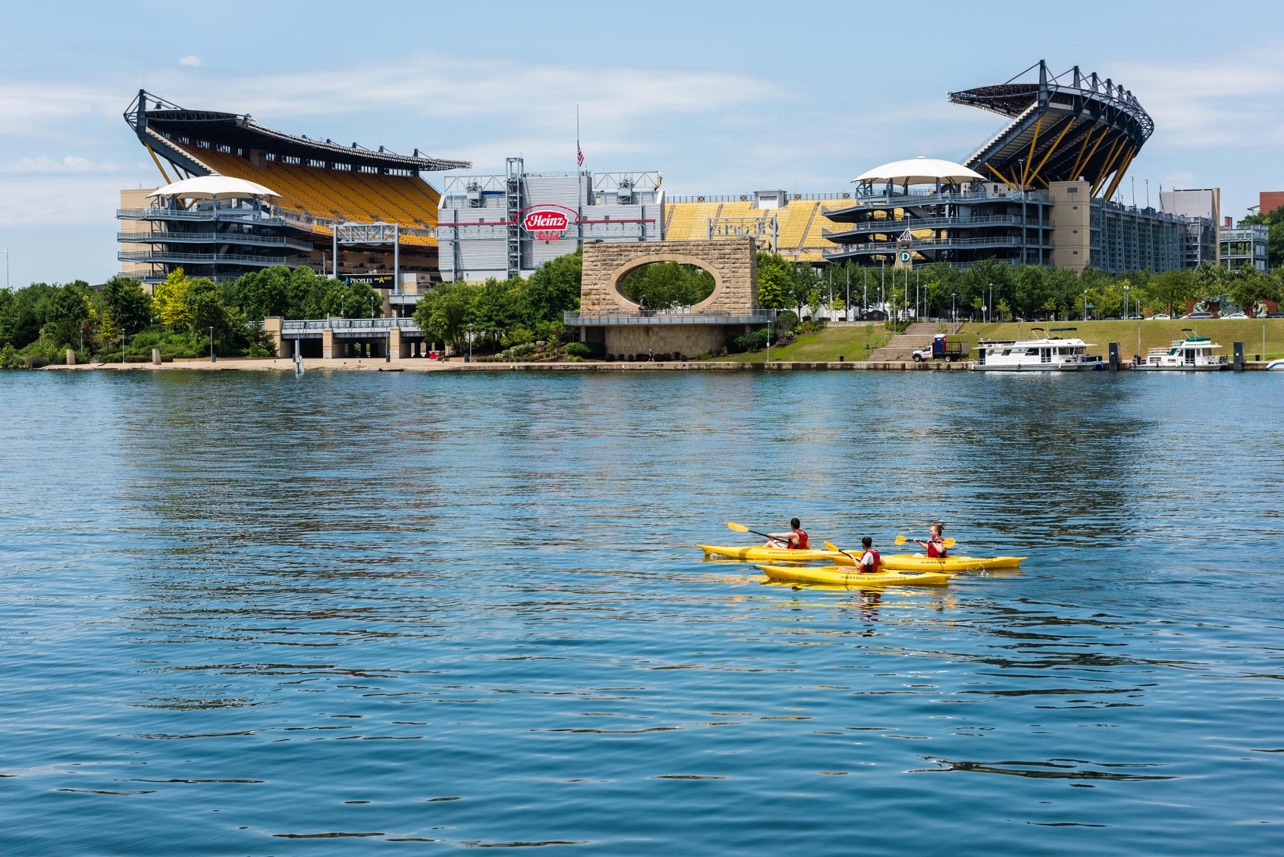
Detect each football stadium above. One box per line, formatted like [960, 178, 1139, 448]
[117, 61, 1217, 309]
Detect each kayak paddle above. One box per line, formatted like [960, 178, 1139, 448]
[727, 521, 778, 541]
[895, 535, 956, 548]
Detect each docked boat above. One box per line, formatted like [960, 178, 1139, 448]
[699, 544, 843, 563]
[757, 564, 951, 587]
[1132, 331, 1227, 371]
[1266, 358, 1284, 371]
[972, 327, 1101, 371]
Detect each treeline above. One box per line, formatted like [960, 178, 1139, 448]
[757, 255, 1284, 321]
[412, 250, 582, 355]
[0, 266, 381, 368]
[5, 246, 1283, 368]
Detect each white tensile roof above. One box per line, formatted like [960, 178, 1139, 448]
[148, 175, 279, 199]
[853, 156, 986, 185]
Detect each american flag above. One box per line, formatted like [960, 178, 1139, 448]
[576, 143, 584, 167]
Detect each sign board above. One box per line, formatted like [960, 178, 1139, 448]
[519, 205, 577, 242]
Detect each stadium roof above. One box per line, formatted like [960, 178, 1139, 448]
[948, 60, 1153, 200]
[125, 89, 471, 173]
[148, 175, 279, 200]
[854, 156, 985, 185]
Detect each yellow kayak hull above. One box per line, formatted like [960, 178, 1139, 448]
[699, 544, 842, 563]
[757, 564, 951, 587]
[872, 553, 1026, 572]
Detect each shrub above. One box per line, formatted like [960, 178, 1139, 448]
[565, 342, 592, 358]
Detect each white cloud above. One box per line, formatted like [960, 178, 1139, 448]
[0, 175, 132, 227]
[179, 55, 201, 67]
[3, 155, 135, 174]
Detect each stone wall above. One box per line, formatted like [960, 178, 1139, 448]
[580, 238, 757, 314]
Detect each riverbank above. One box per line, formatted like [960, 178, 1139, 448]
[41, 356, 1279, 372]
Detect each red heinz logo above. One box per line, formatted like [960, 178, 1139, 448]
[523, 210, 569, 231]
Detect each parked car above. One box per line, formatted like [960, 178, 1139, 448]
[1181, 311, 1214, 319]
[1221, 312, 1248, 319]
[1149, 313, 1171, 320]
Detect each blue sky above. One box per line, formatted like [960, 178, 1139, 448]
[2, 0, 1281, 286]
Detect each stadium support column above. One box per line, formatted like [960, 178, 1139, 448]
[506, 157, 524, 279]
[332, 229, 338, 278]
[393, 223, 400, 309]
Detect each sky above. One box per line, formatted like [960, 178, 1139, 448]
[1, 0, 1282, 286]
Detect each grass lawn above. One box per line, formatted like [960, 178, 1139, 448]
[716, 323, 894, 363]
[716, 318, 1284, 363]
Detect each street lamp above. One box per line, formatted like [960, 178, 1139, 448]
[209, 326, 215, 363]
[951, 292, 957, 326]
[1123, 283, 1130, 320]
[1083, 289, 1089, 321]
[467, 324, 473, 363]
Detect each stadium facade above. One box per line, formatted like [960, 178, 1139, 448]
[667, 61, 1216, 276]
[437, 158, 663, 282]
[117, 89, 469, 300]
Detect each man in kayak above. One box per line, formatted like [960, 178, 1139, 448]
[854, 536, 880, 573]
[913, 524, 948, 558]
[764, 518, 809, 549]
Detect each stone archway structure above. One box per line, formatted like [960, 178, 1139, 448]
[571, 237, 773, 360]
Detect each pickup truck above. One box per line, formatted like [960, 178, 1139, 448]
[912, 335, 970, 362]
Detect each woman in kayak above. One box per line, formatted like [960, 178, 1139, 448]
[913, 524, 948, 558]
[764, 518, 809, 549]
[854, 536, 880, 573]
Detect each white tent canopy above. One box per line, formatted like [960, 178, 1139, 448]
[853, 156, 985, 186]
[148, 175, 279, 200]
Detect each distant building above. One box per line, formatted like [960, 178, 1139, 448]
[1260, 192, 1284, 216]
[1219, 218, 1269, 272]
[1161, 188, 1221, 267]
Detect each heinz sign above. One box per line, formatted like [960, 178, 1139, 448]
[522, 208, 573, 241]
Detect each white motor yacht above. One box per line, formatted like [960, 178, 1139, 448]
[1132, 331, 1227, 371]
[972, 327, 1101, 371]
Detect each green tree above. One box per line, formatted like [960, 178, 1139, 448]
[755, 252, 791, 310]
[229, 266, 291, 320]
[524, 248, 581, 324]
[413, 281, 476, 351]
[100, 276, 152, 344]
[153, 267, 194, 329]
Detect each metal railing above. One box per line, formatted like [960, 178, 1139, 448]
[565, 309, 776, 326]
[117, 250, 290, 264]
[281, 318, 422, 334]
[117, 232, 313, 250]
[822, 215, 1026, 238]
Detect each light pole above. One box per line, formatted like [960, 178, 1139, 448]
[988, 282, 994, 323]
[951, 292, 956, 326]
[209, 326, 215, 363]
[845, 266, 850, 321]
[1123, 283, 1130, 320]
[1083, 289, 1089, 321]
[467, 324, 473, 363]
[4, 248, 8, 290]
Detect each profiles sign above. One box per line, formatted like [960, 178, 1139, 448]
[521, 206, 575, 242]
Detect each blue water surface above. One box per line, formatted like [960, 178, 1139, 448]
[1, 369, 1282, 855]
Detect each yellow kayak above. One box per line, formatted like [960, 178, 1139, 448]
[757, 564, 951, 587]
[877, 553, 1026, 572]
[698, 544, 843, 563]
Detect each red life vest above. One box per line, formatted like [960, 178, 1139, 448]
[927, 539, 947, 558]
[860, 548, 881, 573]
[791, 528, 809, 550]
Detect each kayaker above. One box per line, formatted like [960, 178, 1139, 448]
[913, 524, 948, 558]
[764, 518, 809, 550]
[854, 537, 881, 573]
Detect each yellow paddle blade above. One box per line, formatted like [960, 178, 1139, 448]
[727, 522, 750, 532]
[823, 540, 840, 552]
[895, 535, 908, 545]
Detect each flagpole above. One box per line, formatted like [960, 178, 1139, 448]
[576, 104, 581, 170]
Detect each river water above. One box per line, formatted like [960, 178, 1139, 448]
[2, 369, 1282, 855]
